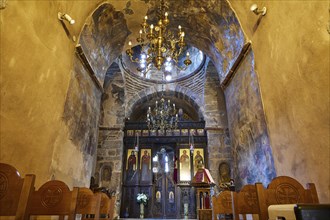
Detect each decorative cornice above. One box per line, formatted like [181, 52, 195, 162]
[99, 126, 122, 131]
[221, 41, 252, 89]
[76, 44, 104, 93]
[204, 127, 225, 131]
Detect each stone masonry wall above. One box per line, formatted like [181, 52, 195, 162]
[204, 62, 232, 184]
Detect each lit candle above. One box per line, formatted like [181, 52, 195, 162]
[150, 24, 154, 34]
[165, 12, 168, 18]
[128, 41, 132, 46]
[139, 29, 142, 38]
[144, 16, 148, 20]
[186, 52, 190, 57]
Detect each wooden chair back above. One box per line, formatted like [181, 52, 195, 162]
[99, 193, 116, 219]
[212, 190, 238, 220]
[75, 187, 101, 220]
[0, 163, 35, 219]
[236, 184, 259, 220]
[108, 195, 116, 220]
[256, 176, 319, 220]
[24, 180, 78, 220]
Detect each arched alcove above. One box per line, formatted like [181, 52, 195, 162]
[128, 90, 203, 122]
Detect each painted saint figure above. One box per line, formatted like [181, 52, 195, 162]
[180, 150, 190, 180]
[219, 162, 232, 190]
[141, 150, 151, 181]
[126, 151, 136, 180]
[194, 150, 204, 171]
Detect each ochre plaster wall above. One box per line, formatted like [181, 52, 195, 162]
[0, 0, 104, 188]
[229, 1, 329, 202]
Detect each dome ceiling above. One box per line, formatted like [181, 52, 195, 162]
[120, 45, 205, 83]
[79, 0, 246, 118]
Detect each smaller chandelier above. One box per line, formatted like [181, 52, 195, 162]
[126, 4, 192, 76]
[147, 96, 178, 132]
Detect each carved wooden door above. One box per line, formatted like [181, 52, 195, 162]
[152, 146, 177, 218]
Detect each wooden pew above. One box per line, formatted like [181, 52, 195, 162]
[212, 185, 260, 220]
[75, 187, 101, 220]
[23, 180, 78, 220]
[236, 184, 260, 220]
[99, 193, 116, 219]
[0, 163, 35, 220]
[256, 176, 319, 220]
[212, 190, 238, 220]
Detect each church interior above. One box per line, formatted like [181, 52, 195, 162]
[0, 0, 329, 219]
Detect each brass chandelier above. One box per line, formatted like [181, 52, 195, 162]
[147, 77, 178, 132]
[126, 1, 192, 77]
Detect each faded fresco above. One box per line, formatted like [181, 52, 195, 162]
[100, 63, 125, 127]
[224, 50, 276, 189]
[150, 0, 245, 81]
[79, 3, 130, 86]
[63, 60, 102, 156]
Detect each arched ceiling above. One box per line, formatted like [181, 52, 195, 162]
[78, 0, 246, 119]
[129, 91, 201, 121]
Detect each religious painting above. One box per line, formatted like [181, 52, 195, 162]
[193, 148, 204, 175]
[179, 149, 191, 181]
[150, 130, 156, 136]
[142, 129, 149, 136]
[181, 129, 188, 136]
[166, 130, 173, 136]
[189, 128, 196, 136]
[156, 191, 161, 203]
[197, 129, 205, 136]
[219, 162, 231, 185]
[126, 149, 137, 181]
[169, 191, 175, 203]
[173, 129, 180, 136]
[140, 149, 152, 182]
[158, 130, 165, 136]
[101, 165, 112, 182]
[127, 130, 134, 136]
[135, 130, 141, 136]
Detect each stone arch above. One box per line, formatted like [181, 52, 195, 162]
[126, 86, 204, 122]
